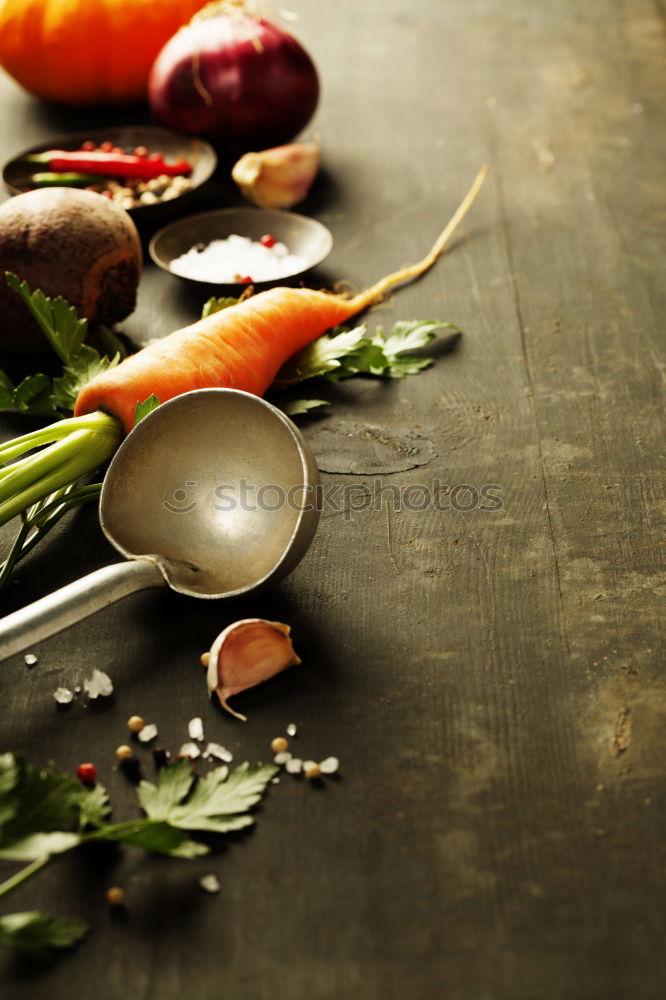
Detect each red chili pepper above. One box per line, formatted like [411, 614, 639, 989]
[260, 234, 276, 248]
[76, 762, 96, 785]
[238, 275, 253, 284]
[26, 149, 192, 180]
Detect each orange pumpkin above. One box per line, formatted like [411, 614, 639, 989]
[0, 0, 207, 104]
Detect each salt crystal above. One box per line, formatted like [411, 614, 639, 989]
[319, 756, 340, 775]
[285, 757, 303, 774]
[188, 716, 204, 741]
[273, 751, 292, 765]
[286, 723, 297, 737]
[53, 687, 74, 704]
[271, 776, 281, 784]
[83, 668, 114, 699]
[199, 873, 220, 894]
[138, 723, 158, 743]
[203, 742, 233, 763]
[169, 234, 308, 284]
[24, 653, 38, 667]
[178, 742, 201, 759]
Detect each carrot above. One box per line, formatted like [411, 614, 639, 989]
[74, 163, 489, 435]
[0, 165, 488, 542]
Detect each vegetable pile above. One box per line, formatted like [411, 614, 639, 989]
[0, 165, 488, 587]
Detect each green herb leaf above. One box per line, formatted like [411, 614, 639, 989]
[5, 273, 88, 365]
[273, 318, 460, 390]
[51, 344, 121, 411]
[93, 819, 209, 858]
[201, 295, 240, 318]
[0, 369, 59, 418]
[0, 910, 88, 961]
[137, 758, 278, 834]
[279, 398, 330, 417]
[0, 754, 107, 859]
[133, 394, 161, 427]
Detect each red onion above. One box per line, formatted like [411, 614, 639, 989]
[148, 3, 319, 158]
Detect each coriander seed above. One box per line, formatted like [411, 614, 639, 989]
[127, 715, 144, 733]
[271, 736, 289, 754]
[115, 744, 133, 761]
[106, 886, 126, 907]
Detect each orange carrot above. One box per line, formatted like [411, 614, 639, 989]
[74, 164, 489, 435]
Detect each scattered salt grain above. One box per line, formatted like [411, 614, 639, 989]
[199, 873, 221, 894]
[319, 756, 340, 775]
[24, 653, 38, 667]
[169, 234, 308, 284]
[273, 751, 292, 765]
[178, 742, 201, 759]
[271, 776, 281, 784]
[83, 669, 114, 699]
[203, 742, 233, 763]
[137, 723, 158, 743]
[286, 723, 298, 737]
[188, 717, 204, 742]
[53, 687, 74, 705]
[285, 757, 303, 774]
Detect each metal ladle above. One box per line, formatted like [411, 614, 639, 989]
[0, 389, 320, 661]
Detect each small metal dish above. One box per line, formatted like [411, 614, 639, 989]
[148, 207, 334, 291]
[2, 126, 217, 224]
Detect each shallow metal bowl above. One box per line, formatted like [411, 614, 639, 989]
[148, 206, 333, 292]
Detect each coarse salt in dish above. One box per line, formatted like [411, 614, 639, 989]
[168, 233, 308, 284]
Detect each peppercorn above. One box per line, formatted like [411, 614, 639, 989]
[271, 736, 289, 754]
[106, 886, 126, 907]
[305, 763, 322, 780]
[115, 744, 134, 761]
[127, 715, 144, 733]
[76, 762, 96, 785]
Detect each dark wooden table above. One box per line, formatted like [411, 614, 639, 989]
[1, 1, 664, 997]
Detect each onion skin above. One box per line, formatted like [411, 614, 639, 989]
[148, 11, 319, 158]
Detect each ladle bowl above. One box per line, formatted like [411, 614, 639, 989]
[0, 389, 320, 660]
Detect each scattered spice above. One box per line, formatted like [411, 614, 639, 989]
[115, 745, 134, 761]
[137, 723, 158, 744]
[53, 687, 74, 705]
[304, 762, 321, 780]
[75, 763, 96, 785]
[271, 736, 289, 754]
[83, 668, 113, 699]
[198, 873, 221, 894]
[24, 653, 37, 667]
[286, 723, 298, 737]
[106, 886, 126, 908]
[188, 717, 205, 742]
[127, 715, 145, 734]
[178, 742, 202, 759]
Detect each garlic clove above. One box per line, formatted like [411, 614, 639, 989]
[206, 618, 301, 721]
[231, 140, 320, 209]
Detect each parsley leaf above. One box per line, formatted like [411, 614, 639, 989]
[279, 399, 330, 417]
[137, 758, 277, 834]
[133, 394, 161, 427]
[0, 753, 278, 961]
[273, 318, 460, 391]
[0, 911, 88, 962]
[201, 295, 241, 318]
[0, 274, 124, 417]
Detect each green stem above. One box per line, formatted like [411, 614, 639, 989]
[0, 412, 120, 527]
[0, 856, 51, 901]
[0, 484, 102, 590]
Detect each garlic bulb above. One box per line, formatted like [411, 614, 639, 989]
[231, 140, 320, 209]
[205, 619, 301, 721]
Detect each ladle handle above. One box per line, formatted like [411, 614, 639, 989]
[0, 560, 166, 661]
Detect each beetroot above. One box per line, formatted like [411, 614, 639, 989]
[0, 188, 141, 355]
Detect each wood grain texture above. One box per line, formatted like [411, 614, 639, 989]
[0, 1, 664, 997]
